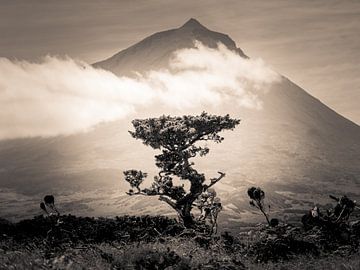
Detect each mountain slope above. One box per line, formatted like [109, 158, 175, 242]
[0, 19, 359, 226]
[93, 18, 360, 173]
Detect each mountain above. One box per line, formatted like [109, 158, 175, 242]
[1, 19, 359, 228]
[93, 18, 246, 76]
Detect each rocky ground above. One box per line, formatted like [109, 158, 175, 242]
[0, 215, 360, 269]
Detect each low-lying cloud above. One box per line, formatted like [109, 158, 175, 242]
[0, 42, 280, 139]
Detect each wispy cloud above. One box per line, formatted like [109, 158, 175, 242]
[0, 42, 280, 139]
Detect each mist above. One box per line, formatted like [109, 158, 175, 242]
[0, 42, 280, 139]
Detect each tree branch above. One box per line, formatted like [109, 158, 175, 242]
[205, 171, 226, 190]
[126, 190, 166, 197]
[183, 136, 207, 150]
[159, 196, 176, 208]
[159, 196, 183, 216]
[126, 191, 153, 196]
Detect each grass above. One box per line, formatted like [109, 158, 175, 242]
[1, 239, 359, 269]
[1, 215, 360, 269]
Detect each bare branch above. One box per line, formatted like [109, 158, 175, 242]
[126, 191, 163, 197]
[205, 171, 226, 190]
[126, 191, 151, 196]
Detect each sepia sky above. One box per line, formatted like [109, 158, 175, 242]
[1, 0, 359, 124]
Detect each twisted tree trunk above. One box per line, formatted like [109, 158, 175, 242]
[177, 179, 203, 227]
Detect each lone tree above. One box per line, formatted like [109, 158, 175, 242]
[123, 112, 240, 227]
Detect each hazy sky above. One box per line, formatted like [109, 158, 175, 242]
[1, 0, 359, 124]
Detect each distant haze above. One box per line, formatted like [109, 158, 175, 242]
[0, 0, 359, 124]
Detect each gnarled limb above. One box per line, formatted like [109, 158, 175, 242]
[126, 191, 148, 196]
[126, 190, 163, 197]
[159, 196, 177, 208]
[159, 196, 183, 217]
[205, 171, 226, 190]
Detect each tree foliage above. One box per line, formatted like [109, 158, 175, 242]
[124, 170, 148, 194]
[123, 112, 240, 227]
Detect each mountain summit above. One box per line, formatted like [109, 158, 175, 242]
[180, 18, 208, 29]
[93, 18, 246, 75]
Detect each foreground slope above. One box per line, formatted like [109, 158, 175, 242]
[1, 214, 360, 269]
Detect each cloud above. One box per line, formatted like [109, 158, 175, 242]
[0, 42, 280, 139]
[149, 42, 280, 109]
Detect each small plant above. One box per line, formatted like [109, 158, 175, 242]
[247, 187, 271, 226]
[195, 187, 223, 234]
[40, 202, 48, 216]
[302, 194, 359, 230]
[40, 195, 59, 216]
[330, 195, 358, 223]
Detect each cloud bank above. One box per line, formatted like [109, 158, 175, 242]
[0, 42, 280, 139]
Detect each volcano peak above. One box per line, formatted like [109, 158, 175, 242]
[180, 18, 207, 30]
